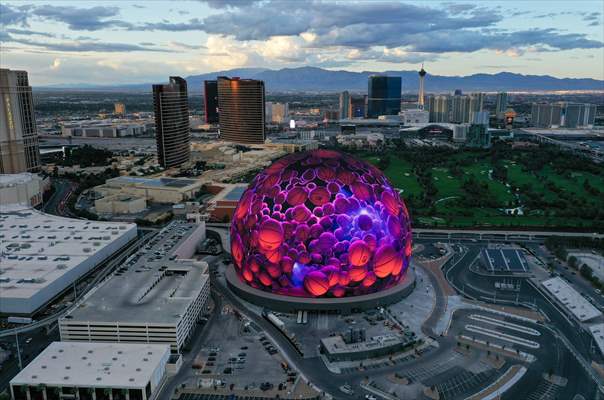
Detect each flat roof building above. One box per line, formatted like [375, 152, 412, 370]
[542, 277, 602, 322]
[205, 183, 248, 222]
[0, 204, 137, 315]
[481, 248, 529, 273]
[10, 341, 170, 400]
[95, 176, 203, 204]
[320, 332, 417, 362]
[60, 221, 210, 353]
[0, 173, 46, 207]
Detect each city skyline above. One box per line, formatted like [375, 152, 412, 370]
[1, 1, 603, 86]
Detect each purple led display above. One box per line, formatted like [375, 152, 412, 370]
[230, 150, 412, 298]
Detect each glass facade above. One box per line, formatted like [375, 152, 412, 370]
[367, 76, 401, 118]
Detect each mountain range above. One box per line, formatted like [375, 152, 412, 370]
[37, 66, 604, 93]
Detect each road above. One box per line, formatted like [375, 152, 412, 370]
[157, 290, 221, 400]
[442, 244, 602, 398]
[42, 178, 78, 218]
[0, 327, 60, 392]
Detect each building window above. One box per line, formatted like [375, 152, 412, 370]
[95, 388, 111, 400]
[12, 385, 28, 400]
[46, 387, 61, 400]
[78, 387, 94, 400]
[129, 388, 144, 400]
[112, 388, 128, 400]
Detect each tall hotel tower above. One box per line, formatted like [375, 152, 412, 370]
[217, 77, 265, 144]
[0, 69, 40, 173]
[152, 76, 190, 168]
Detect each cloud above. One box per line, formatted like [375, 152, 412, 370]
[202, 0, 260, 9]
[32, 4, 132, 31]
[169, 41, 207, 50]
[0, 3, 31, 26]
[134, 18, 204, 31]
[6, 28, 55, 38]
[0, 33, 175, 53]
[583, 12, 601, 21]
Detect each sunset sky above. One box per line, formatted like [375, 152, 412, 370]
[1, 0, 603, 85]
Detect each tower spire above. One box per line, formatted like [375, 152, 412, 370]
[418, 63, 426, 110]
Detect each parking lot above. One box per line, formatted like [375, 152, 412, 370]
[189, 302, 294, 392]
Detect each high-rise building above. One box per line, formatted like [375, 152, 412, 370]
[418, 65, 426, 110]
[203, 80, 219, 124]
[351, 96, 366, 118]
[114, 102, 126, 115]
[266, 102, 289, 124]
[471, 111, 490, 126]
[469, 92, 485, 122]
[367, 76, 401, 118]
[451, 95, 470, 123]
[152, 76, 190, 169]
[495, 92, 508, 119]
[427, 95, 450, 123]
[467, 124, 491, 148]
[0, 69, 40, 174]
[530, 102, 595, 128]
[217, 77, 265, 144]
[339, 91, 352, 119]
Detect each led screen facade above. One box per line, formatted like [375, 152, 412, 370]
[230, 150, 411, 298]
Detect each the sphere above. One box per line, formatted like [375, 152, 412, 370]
[230, 150, 411, 298]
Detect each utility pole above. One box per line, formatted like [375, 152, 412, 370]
[15, 332, 23, 370]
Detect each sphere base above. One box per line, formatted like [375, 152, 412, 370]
[225, 265, 416, 314]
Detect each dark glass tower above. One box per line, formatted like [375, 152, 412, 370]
[152, 76, 190, 168]
[204, 80, 219, 124]
[367, 76, 401, 118]
[217, 76, 265, 144]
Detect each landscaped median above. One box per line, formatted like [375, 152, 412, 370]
[465, 365, 527, 400]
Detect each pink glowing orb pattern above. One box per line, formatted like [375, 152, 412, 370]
[230, 150, 412, 298]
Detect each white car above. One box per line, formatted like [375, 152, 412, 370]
[365, 395, 377, 400]
[339, 385, 354, 395]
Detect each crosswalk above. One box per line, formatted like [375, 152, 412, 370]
[525, 380, 561, 400]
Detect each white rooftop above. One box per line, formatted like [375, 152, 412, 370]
[0, 173, 40, 187]
[0, 204, 136, 310]
[541, 277, 602, 322]
[589, 324, 604, 356]
[10, 342, 169, 388]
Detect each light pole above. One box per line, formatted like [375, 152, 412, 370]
[15, 332, 23, 370]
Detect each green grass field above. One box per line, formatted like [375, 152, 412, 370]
[364, 147, 604, 230]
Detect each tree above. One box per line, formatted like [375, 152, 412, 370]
[567, 256, 578, 270]
[580, 264, 594, 280]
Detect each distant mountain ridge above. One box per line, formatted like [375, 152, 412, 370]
[36, 66, 604, 93]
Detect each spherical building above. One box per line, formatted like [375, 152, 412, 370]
[229, 150, 412, 305]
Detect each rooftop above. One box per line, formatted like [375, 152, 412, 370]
[321, 334, 410, 354]
[588, 324, 604, 357]
[0, 173, 41, 188]
[542, 277, 602, 322]
[10, 342, 169, 388]
[106, 176, 200, 189]
[0, 204, 136, 303]
[64, 221, 208, 325]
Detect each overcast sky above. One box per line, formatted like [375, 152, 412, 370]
[1, 0, 603, 85]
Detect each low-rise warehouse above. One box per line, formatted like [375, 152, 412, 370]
[0, 204, 137, 315]
[95, 176, 203, 204]
[60, 221, 210, 353]
[10, 341, 170, 400]
[541, 277, 602, 322]
[0, 173, 47, 207]
[320, 332, 417, 362]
